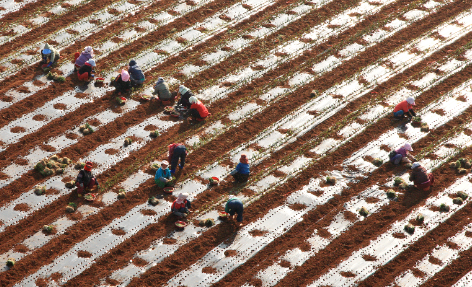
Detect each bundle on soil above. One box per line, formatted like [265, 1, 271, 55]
[148, 197, 159, 206]
[6, 258, 15, 267]
[35, 155, 72, 177]
[79, 123, 94, 135]
[34, 185, 46, 195]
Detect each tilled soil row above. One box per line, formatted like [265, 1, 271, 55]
[0, 0, 65, 30]
[0, 0, 462, 284]
[64, 15, 472, 287]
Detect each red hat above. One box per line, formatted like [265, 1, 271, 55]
[240, 154, 248, 164]
[84, 161, 93, 171]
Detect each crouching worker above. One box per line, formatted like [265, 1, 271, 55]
[177, 85, 195, 109]
[154, 160, 174, 188]
[168, 143, 187, 174]
[225, 197, 244, 227]
[74, 46, 94, 70]
[171, 193, 191, 218]
[76, 161, 99, 197]
[230, 154, 250, 183]
[77, 59, 96, 82]
[410, 162, 434, 191]
[393, 97, 416, 120]
[128, 59, 145, 86]
[389, 143, 416, 165]
[153, 77, 174, 102]
[111, 70, 132, 95]
[188, 96, 209, 122]
[40, 43, 60, 68]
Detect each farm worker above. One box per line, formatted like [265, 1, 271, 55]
[74, 46, 94, 70]
[225, 197, 244, 227]
[171, 193, 192, 218]
[111, 70, 132, 95]
[40, 43, 60, 68]
[75, 161, 99, 197]
[177, 85, 195, 109]
[168, 143, 187, 174]
[393, 97, 416, 120]
[77, 59, 96, 82]
[128, 59, 145, 86]
[154, 160, 173, 188]
[230, 154, 250, 183]
[389, 143, 416, 165]
[188, 96, 209, 121]
[153, 77, 173, 101]
[409, 162, 434, 191]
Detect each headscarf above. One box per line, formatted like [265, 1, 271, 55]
[176, 192, 188, 204]
[240, 154, 248, 164]
[42, 43, 51, 54]
[403, 143, 413, 152]
[406, 97, 415, 105]
[84, 161, 93, 171]
[87, 59, 96, 67]
[129, 59, 137, 67]
[84, 46, 93, 54]
[156, 77, 164, 85]
[411, 162, 421, 169]
[161, 160, 169, 167]
[121, 70, 130, 81]
[189, 96, 198, 104]
[179, 85, 189, 95]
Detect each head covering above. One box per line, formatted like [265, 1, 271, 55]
[189, 96, 198, 104]
[404, 143, 413, 152]
[411, 162, 421, 169]
[43, 43, 51, 54]
[84, 46, 93, 54]
[156, 77, 164, 85]
[121, 70, 130, 82]
[87, 59, 96, 67]
[179, 85, 189, 95]
[240, 154, 248, 164]
[406, 97, 415, 105]
[84, 161, 93, 171]
[161, 160, 169, 166]
[129, 59, 137, 66]
[176, 192, 188, 204]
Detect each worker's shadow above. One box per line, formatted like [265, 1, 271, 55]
[400, 186, 433, 208]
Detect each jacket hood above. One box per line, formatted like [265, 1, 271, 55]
[129, 59, 137, 66]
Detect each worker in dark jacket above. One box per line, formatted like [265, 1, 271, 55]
[177, 85, 195, 109]
[410, 162, 434, 191]
[171, 193, 191, 218]
[111, 70, 132, 95]
[40, 43, 60, 68]
[77, 59, 96, 82]
[393, 97, 416, 120]
[230, 154, 250, 183]
[188, 96, 209, 122]
[153, 77, 173, 101]
[75, 161, 99, 196]
[225, 197, 244, 227]
[168, 143, 187, 174]
[128, 59, 145, 86]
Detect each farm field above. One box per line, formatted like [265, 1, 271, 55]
[1, 0, 472, 286]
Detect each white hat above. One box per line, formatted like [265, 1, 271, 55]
[179, 85, 189, 95]
[84, 46, 93, 54]
[189, 96, 198, 104]
[406, 97, 415, 105]
[176, 192, 189, 203]
[161, 160, 169, 166]
[411, 162, 421, 169]
[87, 59, 96, 67]
[404, 143, 413, 151]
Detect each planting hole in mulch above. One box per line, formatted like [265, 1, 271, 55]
[317, 228, 331, 239]
[144, 124, 159, 131]
[412, 268, 426, 278]
[0, 171, 8, 180]
[66, 211, 83, 221]
[224, 250, 237, 257]
[340, 271, 356, 278]
[32, 114, 46, 121]
[248, 230, 268, 237]
[11, 126, 26, 133]
[202, 267, 217, 274]
[65, 133, 79, 140]
[17, 86, 30, 93]
[343, 210, 358, 221]
[362, 254, 377, 261]
[40, 144, 56, 152]
[365, 197, 380, 203]
[464, 231, 472, 238]
[111, 228, 126, 236]
[457, 96, 467, 102]
[47, 188, 61, 195]
[429, 256, 442, 265]
[163, 238, 177, 245]
[141, 209, 157, 216]
[310, 189, 324, 196]
[279, 259, 291, 268]
[75, 93, 88, 99]
[53, 103, 67, 110]
[77, 250, 92, 258]
[432, 108, 446, 116]
[380, 144, 390, 152]
[105, 148, 120, 155]
[392, 232, 407, 239]
[132, 257, 148, 267]
[14, 244, 29, 253]
[106, 277, 120, 286]
[288, 203, 307, 211]
[447, 241, 460, 250]
[14, 158, 29, 166]
[49, 272, 62, 282]
[13, 203, 30, 212]
[88, 118, 101, 126]
[240, 188, 255, 196]
[36, 278, 48, 287]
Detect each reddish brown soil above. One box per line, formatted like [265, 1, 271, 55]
[10, 126, 26, 133]
[14, 244, 29, 253]
[13, 203, 30, 212]
[248, 230, 268, 237]
[141, 209, 157, 216]
[77, 250, 92, 258]
[132, 257, 148, 267]
[111, 228, 126, 236]
[32, 114, 46, 121]
[202, 266, 217, 274]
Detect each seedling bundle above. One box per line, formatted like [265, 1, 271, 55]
[35, 155, 72, 177]
[79, 123, 94, 135]
[34, 185, 46, 195]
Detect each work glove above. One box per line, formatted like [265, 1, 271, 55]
[46, 61, 53, 68]
[170, 169, 176, 174]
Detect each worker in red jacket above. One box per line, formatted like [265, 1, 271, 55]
[188, 96, 209, 122]
[393, 97, 416, 120]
